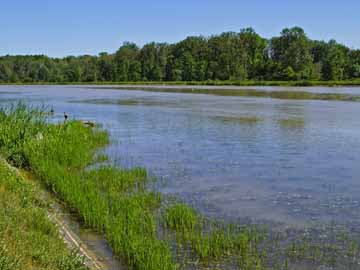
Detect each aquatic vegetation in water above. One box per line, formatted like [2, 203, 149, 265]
[163, 202, 266, 268]
[211, 115, 264, 125]
[106, 86, 360, 102]
[70, 97, 178, 108]
[278, 118, 305, 128]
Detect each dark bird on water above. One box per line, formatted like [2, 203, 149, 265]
[64, 112, 68, 121]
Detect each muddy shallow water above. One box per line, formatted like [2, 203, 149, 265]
[1, 85, 360, 229]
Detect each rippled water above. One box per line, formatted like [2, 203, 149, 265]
[1, 85, 360, 228]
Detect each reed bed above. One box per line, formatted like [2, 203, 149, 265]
[0, 103, 174, 270]
[163, 203, 265, 268]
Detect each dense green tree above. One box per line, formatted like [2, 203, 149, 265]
[79, 55, 98, 82]
[348, 50, 360, 78]
[321, 40, 348, 80]
[97, 53, 115, 81]
[168, 36, 209, 81]
[138, 42, 169, 81]
[237, 28, 267, 79]
[208, 32, 242, 80]
[0, 27, 359, 83]
[0, 62, 12, 82]
[114, 42, 140, 81]
[270, 27, 313, 79]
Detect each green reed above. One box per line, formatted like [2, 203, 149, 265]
[162, 202, 265, 269]
[0, 103, 174, 270]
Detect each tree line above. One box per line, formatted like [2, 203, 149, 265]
[1, 27, 359, 83]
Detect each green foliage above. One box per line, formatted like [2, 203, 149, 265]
[270, 27, 313, 79]
[321, 40, 349, 80]
[0, 27, 359, 83]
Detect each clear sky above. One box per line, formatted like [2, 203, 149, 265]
[1, 0, 359, 57]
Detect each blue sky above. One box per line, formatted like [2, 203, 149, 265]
[1, 0, 359, 57]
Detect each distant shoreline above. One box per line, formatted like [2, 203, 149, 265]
[1, 80, 360, 87]
[2, 82, 359, 102]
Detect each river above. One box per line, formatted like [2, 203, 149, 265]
[1, 85, 360, 228]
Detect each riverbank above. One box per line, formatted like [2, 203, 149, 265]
[0, 158, 87, 270]
[1, 104, 359, 270]
[1, 79, 360, 87]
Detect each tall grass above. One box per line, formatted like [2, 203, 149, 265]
[0, 103, 48, 167]
[163, 203, 264, 268]
[0, 103, 175, 270]
[0, 159, 86, 270]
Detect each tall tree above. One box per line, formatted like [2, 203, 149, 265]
[97, 52, 115, 81]
[114, 42, 140, 81]
[237, 28, 267, 79]
[270, 27, 313, 79]
[321, 40, 348, 80]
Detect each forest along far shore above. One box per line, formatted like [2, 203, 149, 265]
[0, 27, 360, 85]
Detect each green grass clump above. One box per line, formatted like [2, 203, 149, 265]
[163, 203, 265, 267]
[84, 166, 149, 193]
[0, 159, 86, 270]
[163, 203, 199, 232]
[0, 103, 47, 167]
[278, 118, 305, 128]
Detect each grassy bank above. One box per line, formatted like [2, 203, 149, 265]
[0, 104, 175, 270]
[1, 104, 359, 270]
[0, 159, 86, 270]
[1, 79, 360, 87]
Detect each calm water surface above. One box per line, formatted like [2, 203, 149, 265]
[1, 85, 360, 227]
